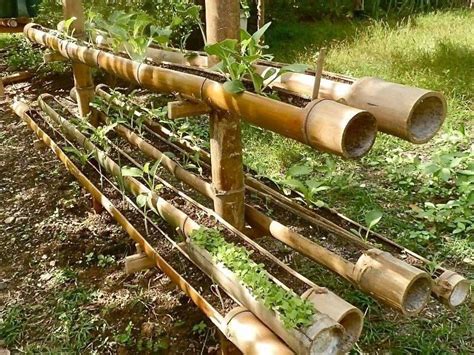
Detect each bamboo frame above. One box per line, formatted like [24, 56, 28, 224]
[24, 24, 378, 159]
[13, 100, 296, 354]
[93, 84, 470, 308]
[37, 95, 347, 354]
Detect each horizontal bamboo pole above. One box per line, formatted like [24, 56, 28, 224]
[37, 95, 346, 354]
[94, 84, 469, 308]
[142, 44, 446, 144]
[2, 71, 32, 85]
[13, 100, 296, 354]
[24, 24, 377, 159]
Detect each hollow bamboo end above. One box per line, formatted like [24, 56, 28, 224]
[342, 111, 377, 158]
[11, 100, 30, 117]
[433, 270, 471, 308]
[223, 307, 294, 355]
[302, 287, 363, 350]
[348, 77, 446, 143]
[354, 249, 432, 315]
[407, 92, 447, 144]
[303, 100, 377, 159]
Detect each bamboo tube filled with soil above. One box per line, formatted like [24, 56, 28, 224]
[37, 95, 348, 354]
[12, 100, 294, 355]
[24, 24, 378, 159]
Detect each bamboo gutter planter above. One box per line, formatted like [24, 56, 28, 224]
[78, 90, 431, 316]
[68, 89, 365, 347]
[36, 95, 350, 354]
[11, 101, 295, 355]
[92, 85, 470, 309]
[24, 23, 378, 159]
[141, 45, 447, 144]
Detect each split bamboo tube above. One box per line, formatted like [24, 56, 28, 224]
[245, 205, 432, 315]
[93, 85, 469, 308]
[24, 24, 377, 159]
[37, 95, 346, 355]
[71, 97, 362, 346]
[139, 44, 446, 144]
[12, 101, 293, 355]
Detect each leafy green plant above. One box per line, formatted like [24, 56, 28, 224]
[64, 146, 93, 167]
[278, 163, 330, 208]
[115, 321, 134, 346]
[205, 23, 308, 95]
[191, 227, 315, 329]
[0, 306, 25, 346]
[191, 321, 207, 335]
[88, 10, 172, 62]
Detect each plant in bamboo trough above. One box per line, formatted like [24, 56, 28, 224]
[191, 227, 316, 329]
[87, 10, 172, 62]
[205, 23, 308, 95]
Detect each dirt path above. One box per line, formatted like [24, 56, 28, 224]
[0, 73, 218, 353]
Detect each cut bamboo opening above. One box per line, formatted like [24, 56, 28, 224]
[12, 100, 294, 355]
[36, 95, 347, 354]
[24, 24, 378, 159]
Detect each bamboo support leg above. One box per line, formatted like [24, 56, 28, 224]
[62, 0, 94, 119]
[210, 111, 245, 231]
[0, 79, 4, 99]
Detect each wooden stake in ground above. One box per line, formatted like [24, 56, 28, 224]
[62, 0, 94, 120]
[205, 0, 245, 231]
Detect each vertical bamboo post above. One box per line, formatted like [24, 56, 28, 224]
[62, 0, 95, 121]
[312, 48, 326, 100]
[205, 0, 245, 231]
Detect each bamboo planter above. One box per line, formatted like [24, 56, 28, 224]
[36, 95, 348, 354]
[92, 84, 470, 309]
[12, 100, 295, 355]
[135, 44, 447, 144]
[24, 24, 378, 159]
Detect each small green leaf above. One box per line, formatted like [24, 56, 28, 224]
[287, 164, 312, 177]
[365, 210, 383, 230]
[223, 80, 246, 94]
[136, 194, 147, 208]
[121, 166, 143, 178]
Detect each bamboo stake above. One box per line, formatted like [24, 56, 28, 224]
[62, 0, 94, 119]
[205, 0, 246, 230]
[312, 48, 326, 100]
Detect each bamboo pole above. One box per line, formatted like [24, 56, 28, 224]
[205, 0, 246, 230]
[62, 0, 94, 119]
[37, 95, 346, 354]
[12, 101, 293, 355]
[24, 24, 378, 159]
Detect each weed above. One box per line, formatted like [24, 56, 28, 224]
[0, 306, 25, 346]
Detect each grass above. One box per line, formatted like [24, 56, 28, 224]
[240, 8, 474, 353]
[244, 9, 474, 261]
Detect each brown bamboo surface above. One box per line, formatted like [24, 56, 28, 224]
[24, 24, 377, 159]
